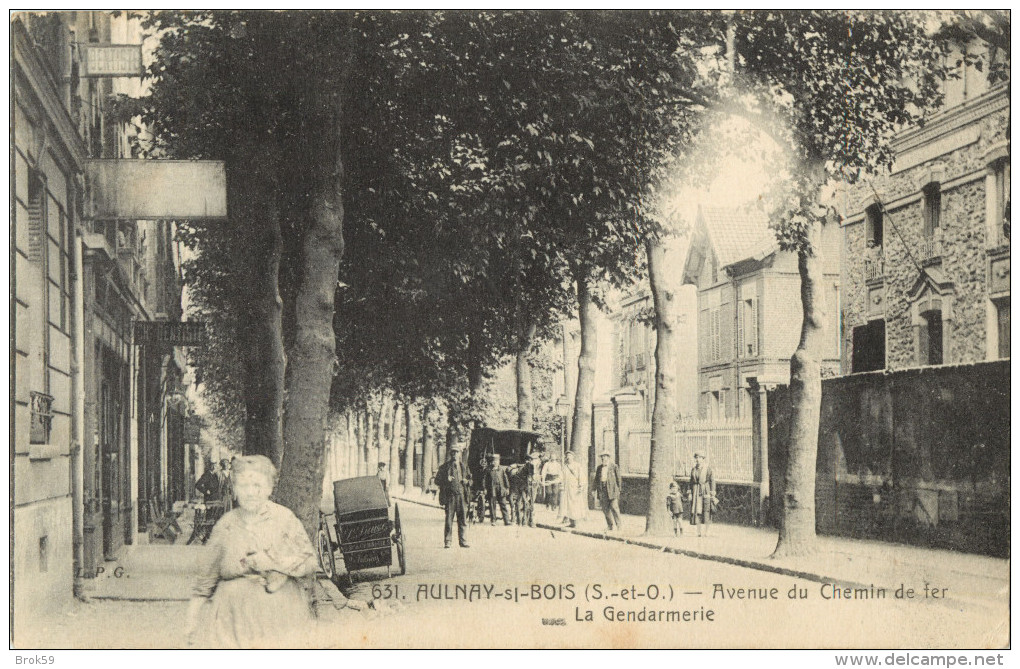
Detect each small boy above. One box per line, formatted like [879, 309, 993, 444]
[666, 480, 684, 536]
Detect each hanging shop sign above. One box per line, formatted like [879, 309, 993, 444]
[86, 160, 228, 220]
[133, 321, 208, 346]
[81, 44, 144, 77]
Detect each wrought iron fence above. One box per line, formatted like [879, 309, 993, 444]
[675, 417, 753, 483]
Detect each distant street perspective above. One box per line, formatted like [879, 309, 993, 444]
[15, 501, 1009, 648]
[12, 10, 1009, 651]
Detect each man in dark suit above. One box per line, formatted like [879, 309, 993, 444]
[594, 452, 622, 531]
[482, 454, 512, 526]
[435, 445, 470, 548]
[195, 460, 222, 502]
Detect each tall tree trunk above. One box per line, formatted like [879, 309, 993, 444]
[358, 406, 368, 476]
[276, 125, 346, 536]
[388, 399, 401, 484]
[370, 395, 383, 470]
[645, 237, 679, 536]
[421, 405, 436, 492]
[236, 142, 286, 465]
[354, 406, 364, 477]
[345, 409, 355, 479]
[569, 269, 597, 507]
[467, 333, 485, 396]
[516, 320, 538, 431]
[403, 402, 415, 490]
[772, 216, 826, 558]
[466, 331, 485, 441]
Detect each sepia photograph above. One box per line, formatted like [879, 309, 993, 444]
[9, 8, 1011, 657]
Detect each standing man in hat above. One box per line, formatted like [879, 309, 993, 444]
[435, 445, 470, 548]
[690, 451, 716, 537]
[482, 454, 512, 526]
[377, 462, 391, 505]
[195, 459, 222, 503]
[594, 452, 622, 531]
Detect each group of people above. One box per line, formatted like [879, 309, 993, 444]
[195, 458, 234, 506]
[666, 451, 717, 537]
[190, 458, 236, 545]
[591, 449, 717, 537]
[432, 446, 592, 549]
[538, 451, 585, 528]
[543, 450, 624, 533]
[435, 443, 718, 547]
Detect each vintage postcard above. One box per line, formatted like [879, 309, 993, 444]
[10, 9, 1010, 657]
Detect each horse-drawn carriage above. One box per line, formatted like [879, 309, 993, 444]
[317, 476, 406, 587]
[466, 427, 546, 526]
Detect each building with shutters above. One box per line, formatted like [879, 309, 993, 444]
[606, 284, 699, 424]
[682, 206, 842, 420]
[12, 11, 191, 623]
[839, 41, 1009, 374]
[12, 13, 86, 618]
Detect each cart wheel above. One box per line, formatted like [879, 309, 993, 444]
[316, 523, 336, 581]
[393, 504, 407, 576]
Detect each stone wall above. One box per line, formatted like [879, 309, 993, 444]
[765, 360, 1009, 557]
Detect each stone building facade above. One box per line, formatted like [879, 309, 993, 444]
[12, 11, 188, 621]
[840, 66, 1009, 372]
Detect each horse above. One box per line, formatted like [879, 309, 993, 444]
[507, 460, 539, 527]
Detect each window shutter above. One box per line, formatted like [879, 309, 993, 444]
[717, 309, 722, 361]
[737, 302, 745, 359]
[715, 309, 722, 361]
[749, 299, 758, 357]
[27, 175, 45, 263]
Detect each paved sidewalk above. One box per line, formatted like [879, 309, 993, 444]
[396, 488, 1008, 616]
[84, 490, 1008, 620]
[83, 505, 205, 601]
[82, 505, 366, 616]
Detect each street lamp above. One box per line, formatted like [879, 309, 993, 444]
[554, 395, 571, 463]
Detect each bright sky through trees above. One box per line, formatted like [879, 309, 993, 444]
[662, 115, 789, 237]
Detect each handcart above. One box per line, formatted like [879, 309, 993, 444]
[317, 476, 406, 587]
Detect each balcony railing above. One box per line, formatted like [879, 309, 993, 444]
[29, 391, 54, 444]
[917, 232, 943, 263]
[864, 258, 884, 281]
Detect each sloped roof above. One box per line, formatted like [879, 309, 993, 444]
[698, 205, 777, 269]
